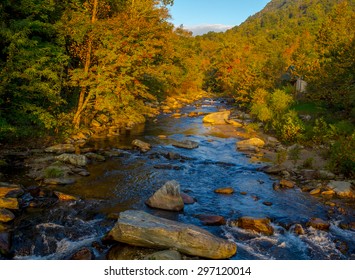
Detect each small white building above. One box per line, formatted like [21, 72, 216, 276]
[296, 78, 307, 93]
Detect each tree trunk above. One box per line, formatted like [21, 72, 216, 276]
[73, 0, 99, 129]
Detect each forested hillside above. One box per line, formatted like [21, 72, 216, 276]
[0, 0, 354, 173]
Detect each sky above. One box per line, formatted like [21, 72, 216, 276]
[168, 0, 271, 35]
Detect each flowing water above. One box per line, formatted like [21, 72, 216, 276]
[8, 99, 355, 260]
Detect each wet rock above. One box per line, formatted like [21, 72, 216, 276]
[279, 179, 295, 189]
[55, 154, 88, 167]
[196, 215, 226, 226]
[0, 232, 11, 256]
[180, 193, 195, 204]
[172, 140, 199, 149]
[0, 198, 19, 210]
[70, 247, 93, 260]
[45, 144, 76, 154]
[164, 152, 183, 160]
[172, 113, 182, 118]
[214, 187, 234, 194]
[291, 224, 305, 235]
[327, 181, 354, 199]
[107, 210, 236, 259]
[263, 202, 273, 206]
[103, 150, 123, 157]
[0, 183, 24, 198]
[85, 152, 106, 162]
[145, 180, 184, 211]
[202, 111, 231, 125]
[188, 112, 198, 118]
[106, 244, 156, 260]
[237, 138, 265, 152]
[132, 139, 151, 153]
[307, 218, 330, 231]
[43, 178, 76, 185]
[260, 165, 286, 175]
[0, 208, 15, 222]
[145, 250, 182, 260]
[54, 191, 79, 201]
[225, 119, 243, 127]
[309, 188, 321, 195]
[231, 217, 274, 236]
[321, 190, 335, 197]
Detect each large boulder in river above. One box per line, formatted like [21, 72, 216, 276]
[145, 180, 184, 211]
[45, 144, 76, 154]
[203, 111, 231, 125]
[107, 210, 237, 259]
[327, 181, 354, 199]
[55, 153, 88, 167]
[231, 217, 274, 236]
[236, 138, 265, 152]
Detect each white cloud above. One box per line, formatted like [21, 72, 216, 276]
[184, 24, 233, 36]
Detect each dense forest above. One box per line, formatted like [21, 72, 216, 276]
[0, 0, 354, 174]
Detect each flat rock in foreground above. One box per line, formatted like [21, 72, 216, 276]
[107, 210, 236, 259]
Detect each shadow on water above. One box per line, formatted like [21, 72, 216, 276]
[10, 99, 355, 260]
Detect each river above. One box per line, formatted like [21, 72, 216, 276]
[7, 99, 355, 260]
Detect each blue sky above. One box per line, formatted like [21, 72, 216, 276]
[168, 0, 270, 35]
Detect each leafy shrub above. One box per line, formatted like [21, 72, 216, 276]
[302, 157, 314, 169]
[275, 111, 304, 142]
[275, 149, 288, 165]
[328, 134, 355, 176]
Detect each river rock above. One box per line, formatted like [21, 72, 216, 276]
[54, 191, 79, 201]
[279, 179, 295, 189]
[292, 224, 305, 235]
[260, 165, 286, 175]
[132, 139, 151, 152]
[196, 215, 226, 226]
[309, 188, 321, 195]
[55, 154, 88, 167]
[237, 138, 265, 151]
[107, 210, 237, 259]
[144, 250, 182, 260]
[0, 198, 19, 210]
[70, 247, 93, 260]
[45, 144, 76, 154]
[231, 217, 274, 236]
[85, 152, 106, 162]
[0, 208, 15, 222]
[307, 218, 330, 231]
[0, 232, 11, 256]
[145, 180, 184, 211]
[0, 183, 24, 198]
[214, 187, 234, 194]
[43, 178, 76, 185]
[327, 181, 354, 199]
[180, 193, 195, 204]
[172, 140, 199, 149]
[202, 111, 231, 125]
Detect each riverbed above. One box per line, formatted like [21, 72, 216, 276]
[5, 99, 355, 260]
